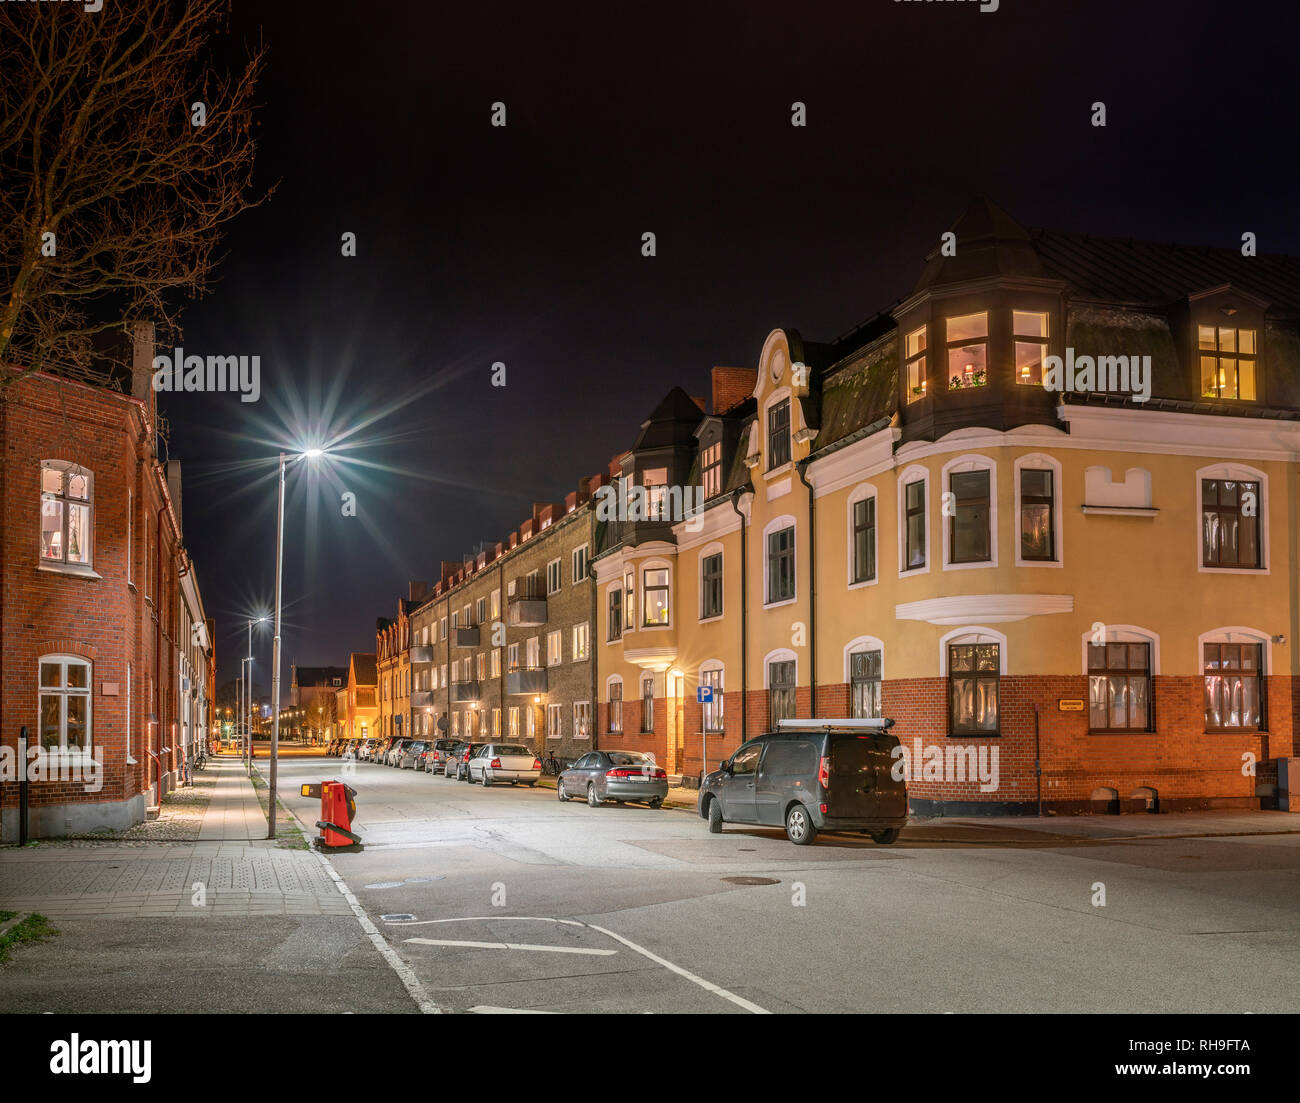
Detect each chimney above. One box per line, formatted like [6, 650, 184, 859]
[130, 321, 156, 405]
[166, 459, 183, 534]
[711, 366, 758, 415]
[409, 580, 429, 603]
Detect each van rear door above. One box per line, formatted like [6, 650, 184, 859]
[826, 733, 906, 821]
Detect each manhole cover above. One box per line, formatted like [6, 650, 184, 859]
[380, 913, 417, 922]
[721, 876, 780, 886]
[364, 881, 403, 889]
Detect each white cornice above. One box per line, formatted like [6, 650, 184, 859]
[896, 593, 1074, 625]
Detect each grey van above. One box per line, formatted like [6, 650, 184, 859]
[698, 719, 907, 846]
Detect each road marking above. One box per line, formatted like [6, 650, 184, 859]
[405, 937, 617, 956]
[468, 1006, 556, 1014]
[282, 796, 444, 1014]
[585, 923, 770, 1014]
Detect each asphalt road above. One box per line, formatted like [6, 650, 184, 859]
[269, 755, 1300, 1014]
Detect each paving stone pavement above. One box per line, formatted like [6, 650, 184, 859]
[0, 760, 350, 918]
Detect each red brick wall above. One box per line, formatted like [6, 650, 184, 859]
[1, 372, 182, 826]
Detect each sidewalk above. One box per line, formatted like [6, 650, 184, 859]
[533, 776, 1300, 844]
[0, 759, 349, 919]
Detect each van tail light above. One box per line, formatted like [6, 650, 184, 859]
[491, 757, 502, 768]
[532, 759, 541, 770]
[818, 756, 830, 789]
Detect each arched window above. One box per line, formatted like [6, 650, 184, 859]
[941, 454, 997, 570]
[39, 654, 92, 753]
[939, 627, 1006, 736]
[40, 461, 94, 567]
[843, 636, 885, 719]
[699, 661, 725, 732]
[606, 675, 623, 733]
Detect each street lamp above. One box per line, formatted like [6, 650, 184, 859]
[268, 447, 326, 840]
[245, 615, 268, 770]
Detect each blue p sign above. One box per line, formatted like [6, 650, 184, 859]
[697, 685, 714, 704]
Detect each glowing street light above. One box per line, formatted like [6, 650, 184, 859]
[267, 446, 327, 839]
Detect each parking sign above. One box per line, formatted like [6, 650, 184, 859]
[697, 685, 714, 704]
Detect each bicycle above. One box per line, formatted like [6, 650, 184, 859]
[541, 751, 564, 777]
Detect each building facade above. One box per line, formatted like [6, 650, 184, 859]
[1, 322, 211, 838]
[409, 484, 599, 763]
[336, 651, 378, 743]
[594, 199, 1300, 812]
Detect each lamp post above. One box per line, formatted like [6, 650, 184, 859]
[246, 615, 267, 769]
[268, 448, 323, 839]
[240, 657, 252, 765]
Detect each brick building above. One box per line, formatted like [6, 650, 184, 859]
[1, 322, 213, 839]
[409, 482, 599, 764]
[376, 584, 425, 744]
[594, 199, 1300, 812]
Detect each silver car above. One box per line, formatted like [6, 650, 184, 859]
[468, 743, 540, 786]
[558, 750, 667, 808]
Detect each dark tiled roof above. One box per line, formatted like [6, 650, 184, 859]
[1031, 230, 1300, 316]
[350, 653, 377, 685]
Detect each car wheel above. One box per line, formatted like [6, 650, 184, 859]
[527, 782, 537, 788]
[785, 804, 817, 846]
[870, 828, 901, 845]
[706, 797, 723, 833]
[648, 797, 663, 809]
[482, 771, 492, 788]
[587, 782, 601, 808]
[557, 779, 568, 802]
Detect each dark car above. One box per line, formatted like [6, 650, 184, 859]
[423, 738, 461, 773]
[456, 742, 484, 781]
[698, 719, 906, 846]
[558, 751, 667, 807]
[442, 741, 469, 778]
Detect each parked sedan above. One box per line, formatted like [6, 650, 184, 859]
[454, 742, 484, 781]
[467, 743, 541, 787]
[558, 751, 667, 808]
[397, 740, 427, 769]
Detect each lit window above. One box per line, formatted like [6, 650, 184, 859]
[571, 545, 589, 582]
[1204, 643, 1263, 730]
[641, 675, 655, 732]
[1014, 311, 1049, 385]
[850, 650, 882, 719]
[701, 442, 723, 499]
[547, 559, 562, 594]
[905, 326, 928, 402]
[1200, 326, 1257, 400]
[39, 655, 92, 752]
[572, 622, 590, 661]
[643, 569, 670, 626]
[642, 467, 668, 521]
[548, 703, 563, 739]
[546, 630, 563, 667]
[948, 643, 999, 734]
[1088, 643, 1151, 731]
[946, 312, 988, 390]
[701, 668, 724, 732]
[40, 462, 93, 566]
[573, 700, 591, 739]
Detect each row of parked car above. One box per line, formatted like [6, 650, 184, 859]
[323, 734, 671, 806]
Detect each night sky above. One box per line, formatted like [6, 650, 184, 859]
[169, 0, 1300, 692]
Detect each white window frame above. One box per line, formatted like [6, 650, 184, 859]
[897, 465, 931, 578]
[846, 483, 879, 590]
[547, 702, 563, 739]
[1013, 453, 1064, 568]
[938, 627, 1008, 675]
[941, 454, 998, 572]
[605, 581, 624, 643]
[1078, 625, 1161, 676]
[762, 647, 798, 687]
[547, 629, 563, 667]
[39, 460, 95, 570]
[762, 515, 798, 609]
[606, 675, 624, 733]
[1195, 462, 1269, 575]
[573, 700, 591, 739]
[763, 386, 794, 475]
[572, 544, 589, 584]
[37, 654, 93, 757]
[699, 661, 725, 733]
[572, 622, 590, 662]
[640, 559, 673, 629]
[547, 557, 563, 594]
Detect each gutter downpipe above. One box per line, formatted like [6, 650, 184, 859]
[730, 488, 748, 743]
[795, 458, 816, 717]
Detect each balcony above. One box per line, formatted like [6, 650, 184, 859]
[453, 625, 480, 647]
[507, 592, 547, 627]
[506, 666, 548, 695]
[410, 645, 434, 664]
[409, 690, 434, 709]
[450, 680, 481, 704]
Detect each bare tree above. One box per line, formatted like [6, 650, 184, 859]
[0, 0, 270, 389]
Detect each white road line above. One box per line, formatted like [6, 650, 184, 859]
[405, 937, 617, 956]
[385, 915, 586, 927]
[586, 923, 770, 1014]
[281, 788, 444, 1014]
[468, 1006, 556, 1014]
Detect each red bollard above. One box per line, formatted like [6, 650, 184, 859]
[300, 780, 362, 850]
